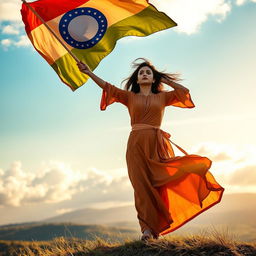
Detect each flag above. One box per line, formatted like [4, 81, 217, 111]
[21, 0, 177, 91]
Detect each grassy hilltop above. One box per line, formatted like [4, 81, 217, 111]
[0, 193, 255, 255]
[0, 229, 256, 256]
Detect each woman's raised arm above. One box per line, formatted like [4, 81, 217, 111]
[160, 77, 194, 108]
[77, 61, 106, 89]
[161, 77, 189, 92]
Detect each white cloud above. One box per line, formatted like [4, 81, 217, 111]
[1, 142, 256, 208]
[1, 35, 31, 49]
[14, 35, 31, 47]
[0, 0, 21, 22]
[1, 38, 12, 47]
[2, 24, 19, 35]
[191, 141, 256, 193]
[236, 0, 246, 5]
[150, 0, 231, 34]
[0, 1, 32, 50]
[0, 161, 131, 207]
[193, 142, 256, 163]
[236, 0, 256, 5]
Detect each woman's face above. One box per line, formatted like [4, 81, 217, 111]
[137, 66, 155, 86]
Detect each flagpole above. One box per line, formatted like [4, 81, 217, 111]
[21, 0, 80, 63]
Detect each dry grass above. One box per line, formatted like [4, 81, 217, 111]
[0, 227, 255, 256]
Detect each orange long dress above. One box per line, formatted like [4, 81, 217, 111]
[100, 82, 224, 238]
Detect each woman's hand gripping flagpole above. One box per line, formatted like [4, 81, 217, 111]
[77, 62, 106, 90]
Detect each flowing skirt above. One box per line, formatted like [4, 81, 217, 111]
[126, 129, 224, 238]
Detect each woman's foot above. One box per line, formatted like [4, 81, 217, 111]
[141, 229, 153, 241]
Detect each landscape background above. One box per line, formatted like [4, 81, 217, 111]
[0, 193, 255, 242]
[0, 0, 256, 244]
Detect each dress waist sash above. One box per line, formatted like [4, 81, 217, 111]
[131, 123, 188, 159]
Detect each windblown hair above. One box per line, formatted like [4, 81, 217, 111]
[122, 58, 181, 94]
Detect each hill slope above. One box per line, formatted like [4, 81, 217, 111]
[42, 193, 256, 226]
[0, 223, 139, 242]
[1, 193, 256, 242]
[43, 205, 137, 224]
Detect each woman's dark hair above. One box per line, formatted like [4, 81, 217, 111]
[122, 58, 181, 94]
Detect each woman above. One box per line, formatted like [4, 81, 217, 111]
[77, 58, 224, 241]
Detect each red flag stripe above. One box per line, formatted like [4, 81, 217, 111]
[21, 0, 89, 34]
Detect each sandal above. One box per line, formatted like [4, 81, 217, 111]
[141, 229, 153, 241]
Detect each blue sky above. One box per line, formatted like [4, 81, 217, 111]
[0, 0, 256, 224]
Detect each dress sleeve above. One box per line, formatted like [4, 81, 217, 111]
[100, 82, 129, 110]
[165, 87, 195, 108]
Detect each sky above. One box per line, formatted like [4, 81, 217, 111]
[0, 0, 256, 225]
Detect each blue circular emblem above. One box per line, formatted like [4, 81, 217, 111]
[59, 7, 107, 49]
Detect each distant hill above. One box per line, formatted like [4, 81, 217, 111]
[42, 193, 256, 226]
[0, 193, 255, 242]
[0, 223, 139, 242]
[42, 192, 256, 242]
[42, 205, 137, 225]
